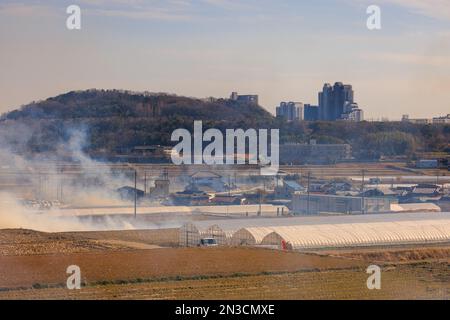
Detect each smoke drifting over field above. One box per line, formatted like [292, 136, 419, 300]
[0, 192, 85, 232]
[0, 126, 151, 232]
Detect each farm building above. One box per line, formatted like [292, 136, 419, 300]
[178, 212, 450, 249]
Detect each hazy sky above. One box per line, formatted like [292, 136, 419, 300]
[1, 0, 450, 119]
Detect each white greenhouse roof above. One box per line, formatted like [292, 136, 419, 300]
[260, 219, 450, 249]
[180, 212, 450, 249]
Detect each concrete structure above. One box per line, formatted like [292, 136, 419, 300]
[402, 114, 450, 124]
[276, 102, 303, 121]
[230, 92, 259, 105]
[279, 142, 352, 164]
[401, 115, 432, 124]
[433, 114, 450, 124]
[292, 193, 394, 215]
[341, 102, 364, 121]
[347, 109, 364, 122]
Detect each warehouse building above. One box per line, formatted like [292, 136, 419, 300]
[291, 193, 394, 215]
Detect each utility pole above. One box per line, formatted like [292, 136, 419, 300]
[58, 168, 63, 202]
[134, 169, 137, 219]
[361, 169, 366, 214]
[258, 189, 262, 216]
[144, 171, 147, 195]
[443, 173, 447, 194]
[307, 171, 311, 215]
[38, 171, 42, 199]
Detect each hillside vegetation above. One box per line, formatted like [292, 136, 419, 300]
[0, 89, 449, 160]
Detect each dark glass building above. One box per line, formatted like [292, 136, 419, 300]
[304, 104, 319, 121]
[318, 82, 354, 121]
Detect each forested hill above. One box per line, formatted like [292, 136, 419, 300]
[2, 89, 273, 122]
[0, 89, 449, 160]
[0, 89, 277, 156]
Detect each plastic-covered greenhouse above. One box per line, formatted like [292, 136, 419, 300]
[260, 219, 450, 249]
[179, 212, 450, 249]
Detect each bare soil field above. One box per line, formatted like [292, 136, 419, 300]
[0, 247, 364, 289]
[0, 228, 448, 300]
[0, 229, 126, 256]
[1, 263, 448, 300]
[0, 229, 177, 256]
[63, 229, 180, 247]
[321, 246, 450, 263]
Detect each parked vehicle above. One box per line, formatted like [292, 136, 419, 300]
[199, 238, 218, 247]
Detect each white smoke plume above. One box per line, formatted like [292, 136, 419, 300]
[0, 125, 154, 232]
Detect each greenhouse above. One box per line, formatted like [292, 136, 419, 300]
[179, 213, 450, 249]
[230, 227, 274, 246]
[260, 219, 450, 250]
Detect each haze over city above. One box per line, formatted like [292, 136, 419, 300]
[1, 0, 450, 303]
[1, 0, 450, 119]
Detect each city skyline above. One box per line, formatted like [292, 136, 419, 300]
[1, 0, 450, 119]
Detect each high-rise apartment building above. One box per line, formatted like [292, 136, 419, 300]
[304, 104, 319, 121]
[318, 82, 360, 121]
[318, 83, 334, 120]
[276, 102, 304, 121]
